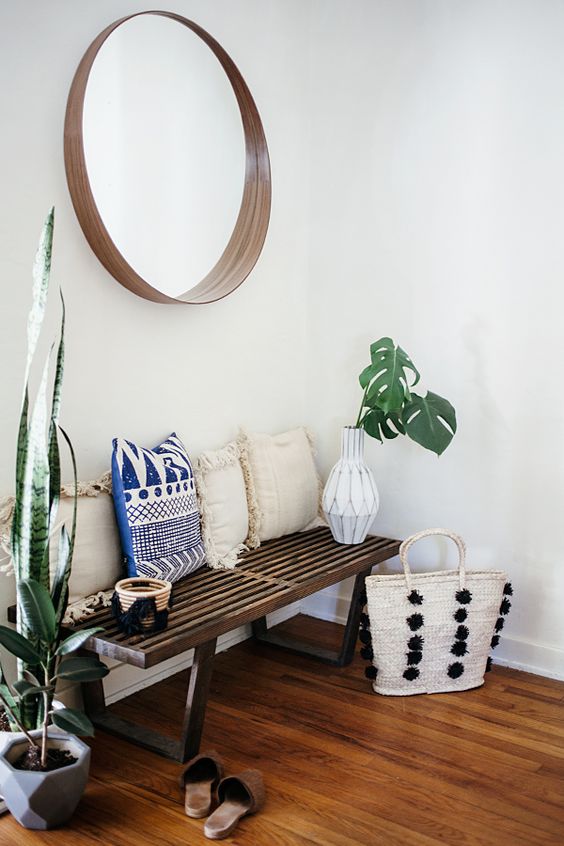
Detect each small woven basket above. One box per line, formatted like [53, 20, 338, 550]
[365, 528, 508, 696]
[113, 577, 172, 633]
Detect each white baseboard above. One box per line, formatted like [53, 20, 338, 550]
[300, 591, 564, 682]
[102, 601, 302, 705]
[492, 635, 564, 681]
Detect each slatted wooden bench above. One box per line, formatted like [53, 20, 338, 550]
[65, 527, 400, 762]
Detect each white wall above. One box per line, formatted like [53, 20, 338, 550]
[1, 0, 562, 692]
[0, 0, 313, 690]
[302, 0, 564, 679]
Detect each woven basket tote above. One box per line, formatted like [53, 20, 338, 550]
[365, 528, 507, 695]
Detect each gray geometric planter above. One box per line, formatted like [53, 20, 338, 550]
[0, 730, 90, 829]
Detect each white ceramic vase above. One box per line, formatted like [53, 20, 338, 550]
[322, 427, 379, 544]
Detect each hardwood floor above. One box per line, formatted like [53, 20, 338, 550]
[1, 615, 563, 845]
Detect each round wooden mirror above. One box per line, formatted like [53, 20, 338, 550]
[64, 11, 271, 304]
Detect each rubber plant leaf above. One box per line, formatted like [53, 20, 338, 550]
[52, 707, 95, 737]
[17, 579, 56, 644]
[0, 626, 42, 665]
[402, 391, 457, 456]
[55, 628, 105, 657]
[13, 679, 52, 699]
[55, 656, 109, 682]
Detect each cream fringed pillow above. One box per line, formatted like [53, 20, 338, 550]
[195, 441, 258, 570]
[238, 427, 323, 543]
[0, 473, 123, 623]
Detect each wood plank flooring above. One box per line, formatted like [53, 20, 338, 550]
[0, 615, 562, 845]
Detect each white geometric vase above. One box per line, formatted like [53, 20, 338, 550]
[322, 427, 379, 544]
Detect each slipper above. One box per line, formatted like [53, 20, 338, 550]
[179, 751, 224, 818]
[204, 769, 265, 840]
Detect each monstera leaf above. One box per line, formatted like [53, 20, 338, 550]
[359, 337, 420, 414]
[401, 391, 457, 456]
[363, 408, 405, 442]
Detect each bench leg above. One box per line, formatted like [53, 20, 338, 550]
[81, 637, 217, 763]
[252, 566, 372, 667]
[81, 673, 106, 717]
[179, 638, 217, 762]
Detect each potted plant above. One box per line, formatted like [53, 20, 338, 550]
[322, 337, 457, 544]
[0, 580, 107, 829]
[0, 208, 109, 828]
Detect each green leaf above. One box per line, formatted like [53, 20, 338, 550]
[11, 389, 29, 572]
[52, 707, 95, 737]
[0, 665, 21, 725]
[12, 209, 56, 733]
[362, 408, 384, 442]
[12, 209, 54, 581]
[17, 350, 52, 587]
[26, 208, 54, 387]
[47, 290, 65, 533]
[359, 364, 376, 390]
[56, 656, 109, 682]
[52, 426, 77, 627]
[51, 524, 70, 621]
[55, 628, 105, 657]
[362, 407, 406, 442]
[364, 337, 420, 414]
[0, 626, 42, 664]
[13, 679, 52, 699]
[402, 391, 457, 456]
[18, 579, 56, 643]
[23, 670, 43, 686]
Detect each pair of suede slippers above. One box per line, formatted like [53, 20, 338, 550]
[179, 751, 265, 840]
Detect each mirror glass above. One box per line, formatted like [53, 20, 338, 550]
[82, 15, 246, 298]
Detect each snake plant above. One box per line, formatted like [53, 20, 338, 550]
[355, 337, 457, 456]
[0, 209, 106, 734]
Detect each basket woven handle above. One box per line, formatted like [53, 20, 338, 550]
[399, 528, 467, 590]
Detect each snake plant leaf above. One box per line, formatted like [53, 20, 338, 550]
[11, 209, 54, 577]
[26, 208, 54, 387]
[52, 707, 95, 737]
[55, 656, 109, 682]
[11, 390, 28, 571]
[55, 627, 105, 657]
[402, 391, 457, 456]
[363, 337, 420, 414]
[0, 626, 42, 664]
[51, 524, 69, 623]
[17, 351, 51, 588]
[51, 426, 77, 626]
[47, 291, 66, 531]
[17, 579, 56, 643]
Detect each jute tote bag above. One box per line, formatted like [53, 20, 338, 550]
[365, 528, 508, 696]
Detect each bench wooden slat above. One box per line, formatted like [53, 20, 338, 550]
[66, 529, 399, 668]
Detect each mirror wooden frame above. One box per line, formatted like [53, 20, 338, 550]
[64, 11, 271, 304]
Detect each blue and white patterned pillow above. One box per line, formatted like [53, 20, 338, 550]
[111, 433, 206, 582]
